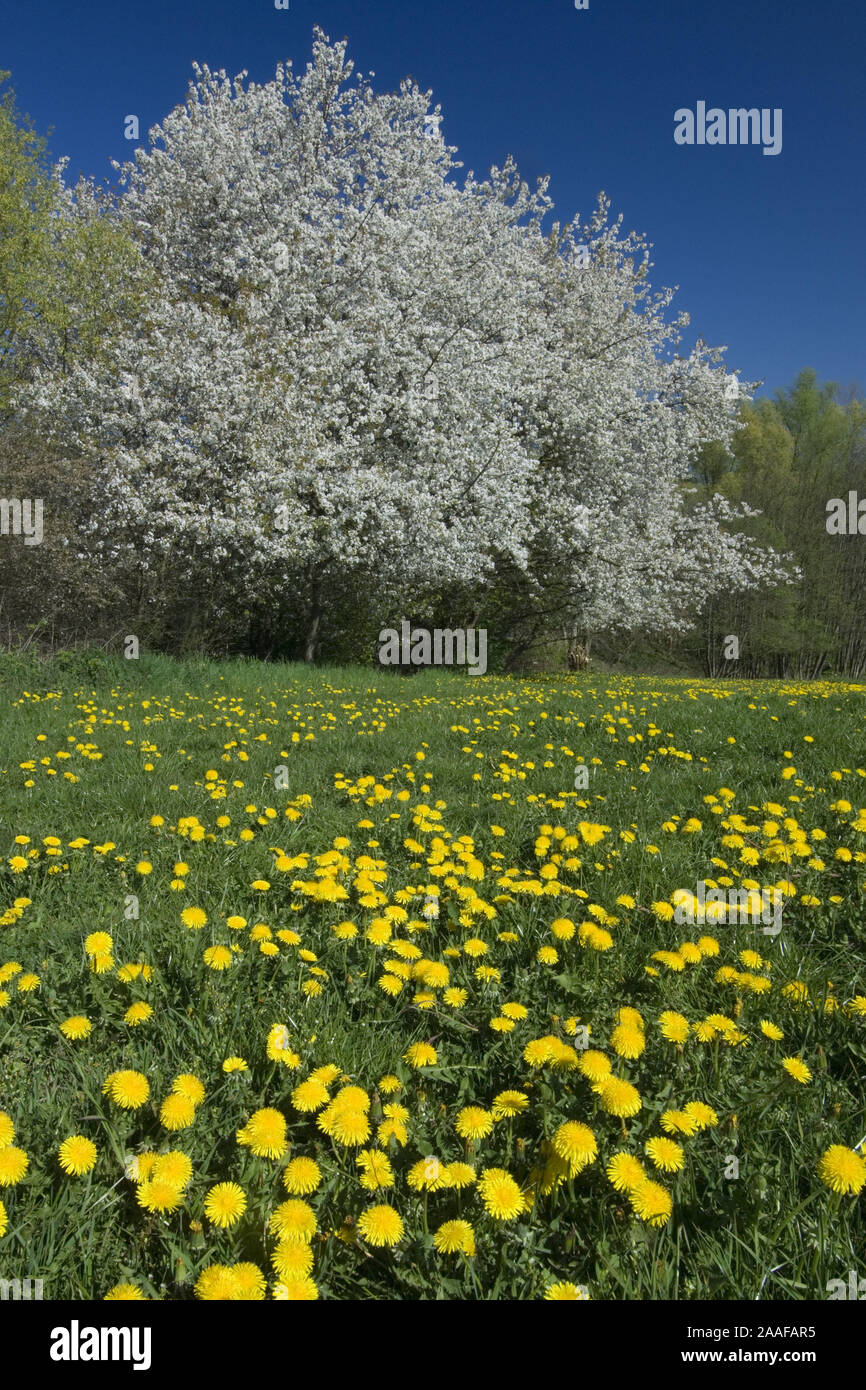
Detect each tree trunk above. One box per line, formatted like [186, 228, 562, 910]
[304, 610, 321, 664]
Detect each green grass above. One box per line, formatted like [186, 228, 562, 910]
[0, 651, 864, 1300]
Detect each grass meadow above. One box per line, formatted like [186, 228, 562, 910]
[0, 651, 864, 1300]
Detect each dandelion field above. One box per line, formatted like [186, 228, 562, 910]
[0, 653, 864, 1302]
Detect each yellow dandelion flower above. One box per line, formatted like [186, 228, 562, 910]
[124, 1151, 158, 1182]
[614, 1007, 644, 1029]
[311, 1064, 342, 1085]
[594, 1076, 641, 1118]
[629, 1178, 672, 1227]
[123, 1001, 153, 1027]
[318, 1106, 370, 1147]
[492, 1090, 529, 1120]
[817, 1145, 866, 1196]
[84, 931, 113, 956]
[0, 1146, 29, 1186]
[445, 1161, 477, 1189]
[651, 949, 685, 972]
[576, 1050, 612, 1082]
[268, 1199, 317, 1244]
[356, 1148, 395, 1191]
[357, 1204, 404, 1247]
[408, 1156, 451, 1191]
[291, 1079, 331, 1113]
[478, 1167, 525, 1220]
[782, 980, 811, 1005]
[195, 1264, 237, 1300]
[660, 1109, 699, 1137]
[782, 1057, 812, 1084]
[404, 1041, 437, 1068]
[523, 1037, 556, 1068]
[552, 1122, 597, 1174]
[237, 1107, 287, 1159]
[231, 1263, 266, 1301]
[544, 1281, 589, 1300]
[658, 1011, 690, 1044]
[433, 1219, 476, 1256]
[611, 1024, 645, 1059]
[204, 1182, 247, 1228]
[379, 974, 404, 996]
[152, 1151, 193, 1187]
[172, 1074, 205, 1104]
[58, 1135, 97, 1176]
[283, 1157, 322, 1195]
[273, 1276, 319, 1300]
[455, 1107, 494, 1141]
[103, 1070, 150, 1110]
[501, 1002, 529, 1021]
[378, 1118, 408, 1147]
[271, 1241, 314, 1281]
[159, 1093, 197, 1131]
[203, 945, 233, 970]
[683, 1101, 718, 1129]
[645, 1136, 685, 1173]
[136, 1179, 185, 1214]
[180, 907, 207, 930]
[606, 1152, 647, 1192]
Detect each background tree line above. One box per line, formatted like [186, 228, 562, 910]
[600, 372, 865, 679]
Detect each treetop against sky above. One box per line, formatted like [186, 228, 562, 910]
[1, 0, 863, 396]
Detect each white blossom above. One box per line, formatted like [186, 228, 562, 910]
[20, 29, 794, 643]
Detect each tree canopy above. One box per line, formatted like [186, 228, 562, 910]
[15, 32, 794, 661]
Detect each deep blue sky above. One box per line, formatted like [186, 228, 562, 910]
[3, 0, 864, 398]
